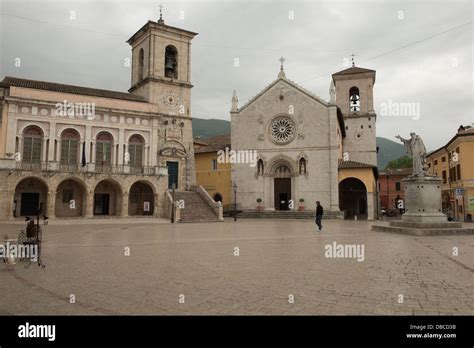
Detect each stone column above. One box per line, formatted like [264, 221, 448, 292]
[145, 144, 150, 166]
[118, 129, 125, 165]
[122, 192, 129, 217]
[46, 191, 56, 219]
[17, 135, 23, 159]
[85, 125, 92, 163]
[114, 142, 119, 166]
[55, 139, 61, 162]
[153, 192, 159, 217]
[85, 190, 94, 218]
[48, 123, 56, 161]
[42, 139, 48, 163]
[91, 141, 96, 163]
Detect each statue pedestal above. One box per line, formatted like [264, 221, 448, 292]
[372, 175, 474, 235]
[401, 176, 446, 223]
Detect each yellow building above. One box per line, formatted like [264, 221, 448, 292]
[426, 125, 474, 222]
[194, 134, 232, 210]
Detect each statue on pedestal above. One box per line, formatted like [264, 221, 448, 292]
[396, 132, 428, 177]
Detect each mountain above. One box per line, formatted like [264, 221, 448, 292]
[376, 137, 405, 170]
[192, 118, 230, 139]
[192, 118, 404, 170]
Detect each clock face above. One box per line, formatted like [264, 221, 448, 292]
[162, 91, 179, 108]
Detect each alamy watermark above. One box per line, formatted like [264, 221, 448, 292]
[1, 241, 38, 261]
[380, 100, 420, 120]
[217, 147, 258, 168]
[54, 100, 95, 120]
[325, 241, 365, 262]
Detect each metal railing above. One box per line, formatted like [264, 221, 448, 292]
[0, 159, 165, 176]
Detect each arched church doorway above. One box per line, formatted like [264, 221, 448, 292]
[339, 178, 368, 220]
[273, 164, 292, 210]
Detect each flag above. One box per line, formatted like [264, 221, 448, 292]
[81, 141, 86, 167]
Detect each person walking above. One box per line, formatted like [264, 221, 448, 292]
[315, 201, 323, 231]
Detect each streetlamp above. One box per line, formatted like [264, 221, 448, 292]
[233, 182, 238, 221]
[171, 182, 176, 223]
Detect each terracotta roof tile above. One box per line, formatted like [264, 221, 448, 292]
[1, 76, 147, 102]
[194, 134, 231, 153]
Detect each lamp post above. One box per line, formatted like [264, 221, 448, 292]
[171, 183, 176, 223]
[233, 182, 238, 222]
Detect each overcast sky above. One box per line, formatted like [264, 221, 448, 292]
[0, 0, 472, 150]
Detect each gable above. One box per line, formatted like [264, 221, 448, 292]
[237, 78, 329, 114]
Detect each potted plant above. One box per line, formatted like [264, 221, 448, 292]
[256, 198, 264, 212]
[298, 198, 305, 211]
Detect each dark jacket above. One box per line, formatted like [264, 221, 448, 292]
[316, 205, 323, 216]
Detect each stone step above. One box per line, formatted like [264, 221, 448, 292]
[372, 224, 474, 236]
[240, 210, 344, 219]
[173, 191, 220, 223]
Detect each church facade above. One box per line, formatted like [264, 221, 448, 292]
[0, 17, 197, 221]
[231, 61, 379, 220]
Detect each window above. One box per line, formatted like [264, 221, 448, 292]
[442, 156, 446, 163]
[442, 170, 447, 184]
[434, 160, 438, 165]
[449, 167, 455, 182]
[165, 45, 178, 79]
[456, 164, 461, 180]
[129, 135, 144, 168]
[22, 126, 43, 163]
[211, 159, 218, 171]
[62, 190, 74, 203]
[138, 48, 144, 81]
[349, 87, 360, 112]
[428, 163, 431, 168]
[96, 132, 113, 166]
[395, 182, 401, 191]
[60, 129, 79, 165]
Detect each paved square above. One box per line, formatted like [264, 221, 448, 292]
[1, 219, 473, 315]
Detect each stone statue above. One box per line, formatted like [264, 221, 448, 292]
[395, 132, 427, 177]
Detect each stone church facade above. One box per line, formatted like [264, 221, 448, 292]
[0, 17, 198, 221]
[231, 62, 379, 220]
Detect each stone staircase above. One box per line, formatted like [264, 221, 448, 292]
[173, 190, 221, 223]
[241, 210, 344, 220]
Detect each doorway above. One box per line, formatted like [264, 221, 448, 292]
[94, 194, 110, 215]
[167, 161, 179, 189]
[274, 178, 291, 210]
[20, 193, 40, 216]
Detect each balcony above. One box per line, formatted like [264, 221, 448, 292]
[0, 159, 168, 177]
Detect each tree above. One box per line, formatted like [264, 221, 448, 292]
[385, 156, 413, 170]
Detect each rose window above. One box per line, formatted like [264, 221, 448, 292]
[271, 117, 296, 144]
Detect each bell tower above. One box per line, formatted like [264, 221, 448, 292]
[332, 63, 377, 166]
[127, 13, 198, 116]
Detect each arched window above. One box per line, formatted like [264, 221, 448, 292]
[165, 45, 178, 79]
[138, 48, 144, 81]
[22, 126, 43, 163]
[299, 158, 306, 174]
[96, 132, 113, 167]
[60, 129, 79, 165]
[129, 135, 144, 169]
[349, 87, 360, 112]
